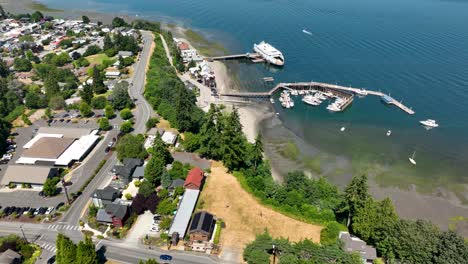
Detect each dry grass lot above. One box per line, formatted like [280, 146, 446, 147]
[200, 162, 322, 253]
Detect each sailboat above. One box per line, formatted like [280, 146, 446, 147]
[409, 151, 416, 165]
[302, 29, 313, 35]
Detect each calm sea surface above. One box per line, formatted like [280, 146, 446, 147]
[43, 0, 468, 189]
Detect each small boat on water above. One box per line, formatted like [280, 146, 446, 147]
[355, 89, 368, 97]
[270, 98, 275, 104]
[420, 119, 439, 128]
[340, 126, 346, 132]
[302, 95, 321, 106]
[302, 29, 313, 35]
[409, 151, 417, 165]
[386, 130, 392, 136]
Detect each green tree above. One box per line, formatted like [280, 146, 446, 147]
[48, 95, 66, 110]
[112, 81, 133, 110]
[221, 108, 248, 171]
[43, 177, 59, 196]
[44, 77, 60, 98]
[14, 57, 32, 72]
[91, 95, 108, 109]
[138, 180, 155, 197]
[342, 174, 370, 227]
[198, 104, 222, 159]
[352, 198, 398, 244]
[156, 198, 176, 216]
[144, 155, 165, 186]
[57, 234, 77, 264]
[25, 91, 43, 109]
[116, 134, 147, 161]
[91, 65, 106, 94]
[31, 11, 44, 22]
[250, 133, 264, 168]
[99, 117, 111, 131]
[138, 259, 159, 264]
[174, 85, 197, 131]
[120, 108, 133, 120]
[75, 236, 97, 264]
[120, 120, 133, 133]
[82, 15, 90, 24]
[103, 34, 113, 51]
[145, 117, 159, 131]
[151, 133, 173, 164]
[112, 17, 127, 27]
[80, 84, 93, 104]
[161, 170, 171, 189]
[79, 102, 93, 117]
[105, 104, 115, 119]
[0, 59, 10, 77]
[434, 230, 468, 264]
[320, 222, 343, 245]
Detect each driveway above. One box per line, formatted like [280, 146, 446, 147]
[124, 210, 155, 246]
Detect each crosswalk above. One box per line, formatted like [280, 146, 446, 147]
[39, 242, 57, 253]
[47, 224, 80, 231]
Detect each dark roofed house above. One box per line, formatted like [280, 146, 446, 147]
[92, 186, 120, 207]
[0, 249, 22, 264]
[188, 211, 216, 252]
[96, 203, 129, 228]
[113, 158, 143, 184]
[168, 179, 185, 192]
[131, 166, 145, 180]
[184, 167, 204, 190]
[339, 232, 377, 264]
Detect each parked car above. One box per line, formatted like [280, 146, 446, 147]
[159, 255, 172, 261]
[23, 207, 30, 215]
[55, 202, 65, 210]
[2, 207, 11, 215]
[45, 207, 54, 215]
[47, 255, 56, 264]
[38, 207, 47, 215]
[33, 208, 40, 216]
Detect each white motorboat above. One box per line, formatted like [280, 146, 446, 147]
[302, 29, 313, 35]
[253, 41, 285, 66]
[386, 130, 392, 136]
[409, 151, 417, 165]
[355, 89, 368, 96]
[340, 126, 346, 132]
[291, 90, 299, 96]
[327, 104, 341, 112]
[315, 92, 327, 100]
[302, 96, 321, 106]
[419, 119, 439, 128]
[270, 98, 275, 104]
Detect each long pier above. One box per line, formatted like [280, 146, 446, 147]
[207, 53, 263, 62]
[220, 81, 415, 115]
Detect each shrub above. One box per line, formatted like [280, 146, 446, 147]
[125, 193, 133, 200]
[320, 222, 343, 245]
[134, 180, 141, 187]
[145, 117, 159, 131]
[91, 96, 108, 109]
[120, 121, 133, 133]
[120, 108, 133, 120]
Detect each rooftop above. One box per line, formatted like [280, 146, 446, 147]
[22, 137, 75, 159]
[169, 189, 200, 237]
[189, 211, 215, 235]
[1, 165, 57, 185]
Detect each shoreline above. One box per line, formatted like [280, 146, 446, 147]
[5, 0, 468, 235]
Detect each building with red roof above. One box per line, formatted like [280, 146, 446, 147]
[184, 167, 204, 190]
[178, 42, 190, 50]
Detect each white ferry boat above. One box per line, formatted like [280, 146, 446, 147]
[253, 41, 285, 66]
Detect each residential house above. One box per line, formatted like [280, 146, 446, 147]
[188, 211, 216, 252]
[105, 68, 121, 79]
[113, 158, 143, 184]
[96, 203, 129, 228]
[0, 249, 22, 264]
[131, 166, 145, 180]
[339, 232, 377, 264]
[161, 131, 177, 145]
[184, 167, 204, 190]
[91, 186, 120, 208]
[118, 51, 133, 58]
[168, 178, 185, 193]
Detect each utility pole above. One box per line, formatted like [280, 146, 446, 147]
[20, 225, 27, 243]
[62, 178, 71, 204]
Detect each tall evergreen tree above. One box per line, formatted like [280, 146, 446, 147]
[250, 133, 264, 168]
[76, 236, 98, 264]
[221, 108, 248, 171]
[80, 83, 93, 104]
[103, 34, 113, 51]
[0, 59, 9, 77]
[92, 65, 106, 94]
[198, 104, 222, 159]
[144, 155, 165, 187]
[174, 86, 196, 132]
[44, 77, 60, 98]
[57, 234, 77, 264]
[151, 132, 173, 164]
[342, 174, 370, 227]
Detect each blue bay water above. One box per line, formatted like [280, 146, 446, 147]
[43, 0, 468, 187]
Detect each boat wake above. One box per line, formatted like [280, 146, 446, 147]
[302, 29, 313, 35]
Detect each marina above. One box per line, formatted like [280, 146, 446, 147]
[220, 81, 414, 115]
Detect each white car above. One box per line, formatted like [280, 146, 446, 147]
[149, 226, 160, 232]
[45, 207, 54, 215]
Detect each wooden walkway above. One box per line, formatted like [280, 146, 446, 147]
[207, 53, 261, 61]
[220, 81, 415, 115]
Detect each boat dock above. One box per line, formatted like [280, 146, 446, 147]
[220, 81, 415, 115]
[206, 53, 264, 62]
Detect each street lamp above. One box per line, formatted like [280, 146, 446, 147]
[20, 225, 27, 243]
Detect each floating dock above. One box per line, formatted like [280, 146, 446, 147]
[206, 53, 264, 63]
[220, 81, 415, 115]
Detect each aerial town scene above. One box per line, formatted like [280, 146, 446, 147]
[0, 0, 467, 264]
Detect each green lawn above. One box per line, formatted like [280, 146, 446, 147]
[86, 53, 111, 65]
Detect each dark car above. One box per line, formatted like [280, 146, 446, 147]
[3, 207, 11, 215]
[159, 255, 172, 261]
[105, 146, 111, 153]
[47, 255, 56, 264]
[56, 202, 65, 210]
[39, 191, 45, 197]
[38, 207, 47, 215]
